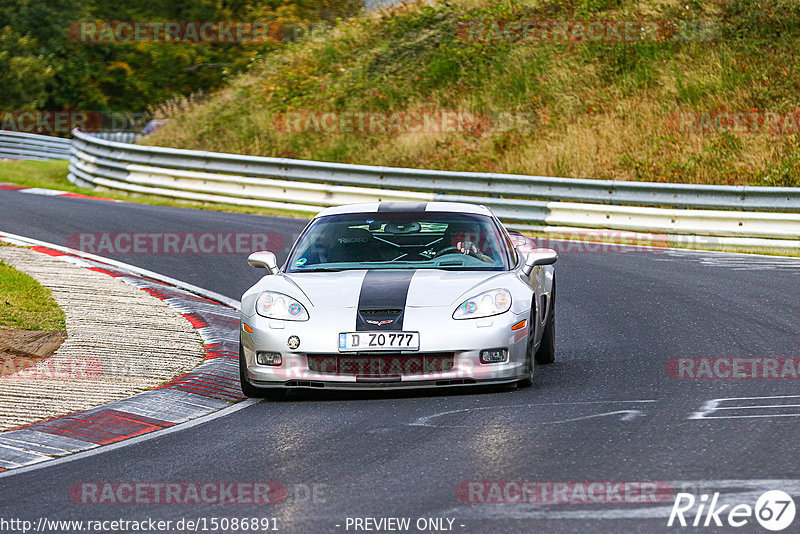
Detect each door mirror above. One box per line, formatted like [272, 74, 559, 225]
[247, 251, 279, 274]
[521, 249, 558, 276]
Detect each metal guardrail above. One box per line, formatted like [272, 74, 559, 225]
[68, 130, 800, 212]
[0, 130, 141, 161]
[67, 129, 800, 246]
[88, 132, 142, 144]
[0, 131, 72, 160]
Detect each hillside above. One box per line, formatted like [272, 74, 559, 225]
[146, 0, 800, 186]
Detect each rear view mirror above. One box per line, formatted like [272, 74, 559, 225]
[521, 249, 558, 276]
[247, 251, 279, 274]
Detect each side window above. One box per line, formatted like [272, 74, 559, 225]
[503, 229, 519, 266]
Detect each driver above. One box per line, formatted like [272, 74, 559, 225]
[440, 222, 495, 263]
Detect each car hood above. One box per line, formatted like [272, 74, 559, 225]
[277, 269, 514, 309]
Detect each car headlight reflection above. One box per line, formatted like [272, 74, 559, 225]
[256, 291, 309, 321]
[453, 289, 512, 320]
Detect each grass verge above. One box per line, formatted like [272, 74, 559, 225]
[0, 251, 66, 331]
[0, 159, 313, 220]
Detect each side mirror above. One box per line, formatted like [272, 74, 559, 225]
[521, 248, 558, 276]
[247, 251, 279, 274]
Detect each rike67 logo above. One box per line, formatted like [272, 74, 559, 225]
[668, 490, 795, 531]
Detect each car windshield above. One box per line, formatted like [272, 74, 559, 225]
[286, 212, 512, 272]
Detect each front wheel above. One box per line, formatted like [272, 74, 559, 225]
[518, 301, 537, 388]
[518, 352, 534, 388]
[239, 340, 285, 400]
[534, 278, 556, 365]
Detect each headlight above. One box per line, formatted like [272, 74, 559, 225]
[453, 289, 512, 320]
[256, 291, 309, 321]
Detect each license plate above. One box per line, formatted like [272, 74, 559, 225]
[338, 331, 420, 352]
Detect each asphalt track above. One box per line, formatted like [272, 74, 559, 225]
[2, 190, 800, 533]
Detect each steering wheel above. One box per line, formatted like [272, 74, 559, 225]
[433, 246, 464, 258]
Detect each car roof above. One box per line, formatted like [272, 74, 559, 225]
[315, 201, 493, 218]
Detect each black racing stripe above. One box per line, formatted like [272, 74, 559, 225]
[377, 202, 427, 212]
[356, 270, 415, 331]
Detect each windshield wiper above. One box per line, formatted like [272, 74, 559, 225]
[294, 267, 344, 272]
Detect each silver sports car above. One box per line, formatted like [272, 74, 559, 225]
[239, 201, 557, 397]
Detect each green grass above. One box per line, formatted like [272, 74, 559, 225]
[0, 160, 72, 190]
[142, 0, 800, 187]
[0, 160, 312, 220]
[0, 253, 66, 331]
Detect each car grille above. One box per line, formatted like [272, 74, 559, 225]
[308, 353, 455, 377]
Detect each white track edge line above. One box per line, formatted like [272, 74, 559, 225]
[515, 230, 800, 260]
[0, 399, 261, 479]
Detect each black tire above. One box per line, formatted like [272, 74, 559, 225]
[534, 278, 556, 365]
[239, 340, 285, 400]
[518, 353, 534, 388]
[518, 299, 537, 388]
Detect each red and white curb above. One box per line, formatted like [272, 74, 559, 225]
[0, 233, 245, 472]
[0, 183, 120, 202]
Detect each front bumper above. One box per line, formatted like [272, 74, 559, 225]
[240, 307, 531, 390]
